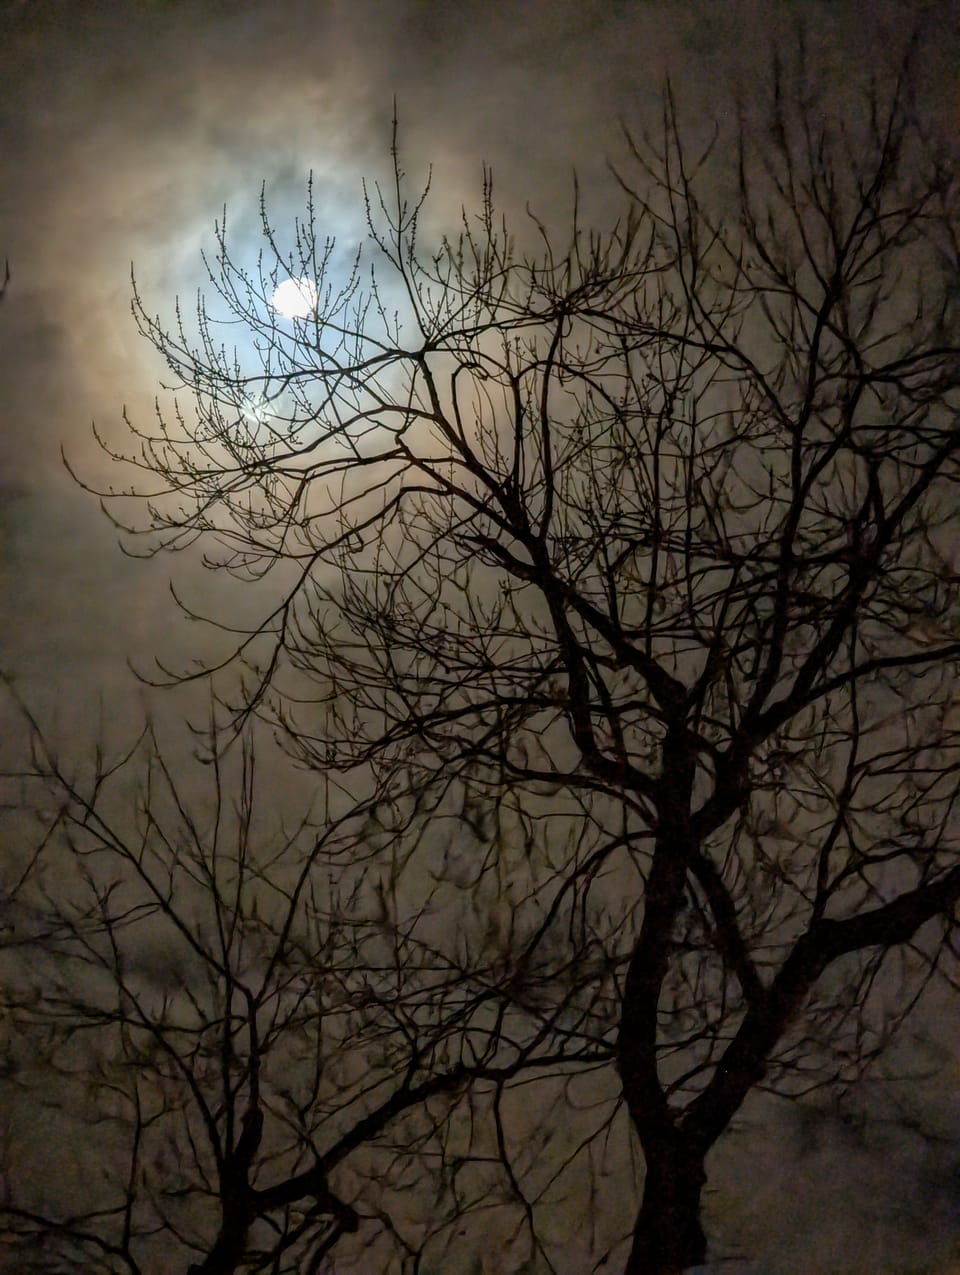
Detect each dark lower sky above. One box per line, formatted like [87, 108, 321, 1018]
[1, 2, 960, 1269]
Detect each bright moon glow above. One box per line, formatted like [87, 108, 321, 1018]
[270, 277, 318, 319]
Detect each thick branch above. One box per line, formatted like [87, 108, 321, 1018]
[683, 863, 960, 1149]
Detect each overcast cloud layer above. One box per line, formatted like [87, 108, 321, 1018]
[2, 0, 956, 719]
[2, 2, 960, 1269]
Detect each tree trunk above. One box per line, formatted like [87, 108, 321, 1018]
[624, 1136, 707, 1275]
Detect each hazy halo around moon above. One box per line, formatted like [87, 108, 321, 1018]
[271, 277, 319, 318]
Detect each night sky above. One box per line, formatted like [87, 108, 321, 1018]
[2, 2, 960, 1271]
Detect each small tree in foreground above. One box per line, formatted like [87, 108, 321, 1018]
[1, 703, 613, 1274]
[68, 51, 960, 1273]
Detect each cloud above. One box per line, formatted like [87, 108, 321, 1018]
[2, 3, 960, 1265]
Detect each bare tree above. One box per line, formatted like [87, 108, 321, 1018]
[69, 47, 960, 1274]
[1, 701, 610, 1274]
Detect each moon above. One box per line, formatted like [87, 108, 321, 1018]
[270, 277, 318, 319]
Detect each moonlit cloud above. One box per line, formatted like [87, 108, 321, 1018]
[1, 2, 959, 1269]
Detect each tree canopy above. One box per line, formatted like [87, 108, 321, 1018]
[6, 49, 960, 1275]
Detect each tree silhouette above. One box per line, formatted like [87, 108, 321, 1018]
[64, 50, 960, 1274]
[1, 701, 610, 1274]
